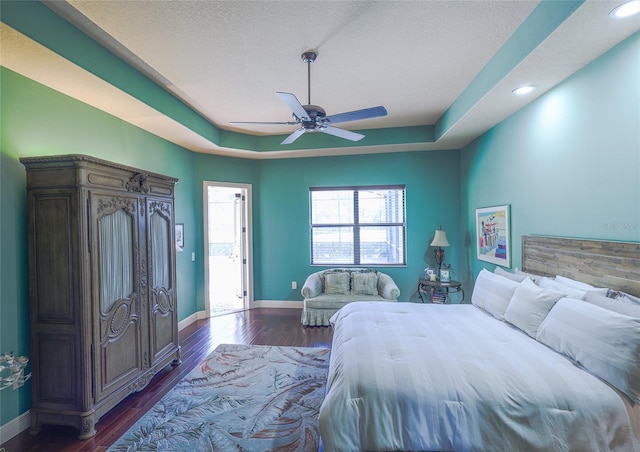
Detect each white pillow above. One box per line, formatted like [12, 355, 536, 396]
[537, 277, 587, 299]
[537, 297, 640, 403]
[554, 275, 609, 295]
[583, 291, 640, 318]
[471, 269, 520, 320]
[494, 267, 528, 282]
[614, 291, 640, 304]
[504, 278, 565, 337]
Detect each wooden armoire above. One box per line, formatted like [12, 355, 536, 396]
[21, 154, 181, 439]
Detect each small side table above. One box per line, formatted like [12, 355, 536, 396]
[418, 278, 464, 304]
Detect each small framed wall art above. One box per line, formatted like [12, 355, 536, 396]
[475, 204, 511, 267]
[175, 223, 184, 250]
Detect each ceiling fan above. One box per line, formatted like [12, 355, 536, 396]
[231, 51, 388, 145]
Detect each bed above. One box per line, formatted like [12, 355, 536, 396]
[319, 236, 640, 451]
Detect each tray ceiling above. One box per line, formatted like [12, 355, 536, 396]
[1, 0, 639, 158]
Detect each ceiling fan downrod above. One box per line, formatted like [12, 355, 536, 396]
[301, 50, 317, 105]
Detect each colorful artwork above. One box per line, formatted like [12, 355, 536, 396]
[476, 205, 511, 267]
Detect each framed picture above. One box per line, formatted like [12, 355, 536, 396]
[175, 223, 184, 249]
[424, 267, 437, 281]
[440, 268, 451, 282]
[475, 204, 511, 267]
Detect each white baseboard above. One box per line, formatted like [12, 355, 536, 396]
[0, 409, 30, 444]
[253, 300, 303, 309]
[178, 310, 209, 331]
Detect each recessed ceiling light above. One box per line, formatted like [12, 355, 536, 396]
[609, 0, 640, 18]
[512, 86, 536, 95]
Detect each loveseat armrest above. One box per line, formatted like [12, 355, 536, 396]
[301, 272, 323, 299]
[378, 272, 400, 300]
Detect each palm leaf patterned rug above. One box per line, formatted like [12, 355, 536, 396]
[108, 344, 331, 451]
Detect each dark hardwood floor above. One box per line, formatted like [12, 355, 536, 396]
[1, 308, 333, 452]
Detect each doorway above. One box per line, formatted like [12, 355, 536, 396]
[204, 182, 252, 316]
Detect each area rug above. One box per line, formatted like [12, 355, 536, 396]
[107, 343, 331, 451]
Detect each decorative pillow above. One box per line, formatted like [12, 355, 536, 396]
[352, 271, 378, 296]
[583, 291, 640, 318]
[536, 297, 640, 403]
[554, 275, 609, 295]
[537, 277, 587, 299]
[504, 278, 565, 337]
[494, 267, 528, 282]
[324, 271, 350, 295]
[614, 291, 640, 304]
[471, 269, 520, 320]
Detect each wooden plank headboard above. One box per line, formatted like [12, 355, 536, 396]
[522, 235, 640, 297]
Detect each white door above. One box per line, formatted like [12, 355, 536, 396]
[204, 182, 252, 316]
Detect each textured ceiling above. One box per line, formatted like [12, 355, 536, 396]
[2, 1, 640, 158]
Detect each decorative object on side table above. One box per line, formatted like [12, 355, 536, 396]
[440, 264, 451, 283]
[424, 267, 437, 281]
[430, 227, 450, 276]
[475, 205, 511, 267]
[0, 352, 31, 390]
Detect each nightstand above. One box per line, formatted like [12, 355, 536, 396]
[418, 278, 464, 303]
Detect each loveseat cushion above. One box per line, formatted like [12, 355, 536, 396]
[352, 271, 378, 295]
[324, 271, 351, 294]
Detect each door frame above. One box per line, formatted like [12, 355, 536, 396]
[202, 181, 253, 317]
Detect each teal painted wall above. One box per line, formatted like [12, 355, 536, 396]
[0, 68, 199, 426]
[189, 151, 461, 308]
[460, 30, 640, 289]
[255, 151, 462, 302]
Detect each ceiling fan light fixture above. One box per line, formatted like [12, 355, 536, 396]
[609, 0, 640, 18]
[512, 85, 536, 95]
[301, 50, 318, 63]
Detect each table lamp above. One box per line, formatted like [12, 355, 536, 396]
[430, 228, 450, 276]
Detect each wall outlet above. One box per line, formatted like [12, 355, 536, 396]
[191, 252, 196, 262]
[291, 281, 297, 290]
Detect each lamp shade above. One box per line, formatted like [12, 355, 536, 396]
[430, 229, 450, 247]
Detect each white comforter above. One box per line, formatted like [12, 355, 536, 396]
[319, 302, 640, 452]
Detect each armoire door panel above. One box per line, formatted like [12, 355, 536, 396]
[97, 296, 142, 399]
[147, 201, 178, 364]
[91, 193, 143, 402]
[99, 323, 142, 396]
[32, 194, 74, 323]
[151, 298, 176, 359]
[36, 334, 77, 405]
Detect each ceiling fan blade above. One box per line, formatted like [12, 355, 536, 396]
[326, 106, 387, 125]
[319, 125, 365, 142]
[281, 127, 306, 145]
[230, 121, 298, 125]
[277, 92, 309, 121]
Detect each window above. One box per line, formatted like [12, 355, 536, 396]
[310, 185, 406, 266]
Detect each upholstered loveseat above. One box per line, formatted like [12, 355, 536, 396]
[301, 268, 400, 326]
